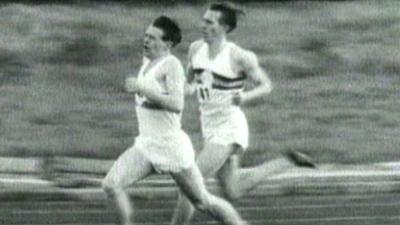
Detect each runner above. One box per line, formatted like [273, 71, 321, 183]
[102, 16, 247, 225]
[171, 3, 315, 225]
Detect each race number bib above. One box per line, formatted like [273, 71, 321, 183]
[197, 70, 213, 102]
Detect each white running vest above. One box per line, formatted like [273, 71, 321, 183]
[191, 41, 246, 115]
[135, 55, 183, 137]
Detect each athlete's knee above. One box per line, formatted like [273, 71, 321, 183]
[177, 190, 189, 202]
[189, 192, 213, 212]
[216, 176, 239, 200]
[223, 184, 242, 201]
[101, 178, 113, 196]
[102, 176, 122, 197]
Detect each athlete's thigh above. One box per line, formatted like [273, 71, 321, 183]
[170, 165, 207, 204]
[104, 146, 153, 188]
[196, 141, 236, 177]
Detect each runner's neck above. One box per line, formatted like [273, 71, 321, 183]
[207, 36, 227, 59]
[143, 53, 170, 75]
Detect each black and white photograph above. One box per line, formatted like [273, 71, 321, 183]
[1, 0, 399, 224]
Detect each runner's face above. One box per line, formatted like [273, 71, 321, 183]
[143, 25, 168, 59]
[201, 9, 226, 43]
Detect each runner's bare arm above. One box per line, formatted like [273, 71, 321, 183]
[184, 40, 203, 95]
[233, 48, 272, 105]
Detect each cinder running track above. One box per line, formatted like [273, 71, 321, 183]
[2, 192, 400, 225]
[3, 160, 400, 225]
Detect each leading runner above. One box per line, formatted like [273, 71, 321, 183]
[102, 16, 248, 225]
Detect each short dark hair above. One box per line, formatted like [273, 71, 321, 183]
[152, 16, 182, 47]
[209, 2, 245, 33]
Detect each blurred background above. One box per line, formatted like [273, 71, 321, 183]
[0, 0, 399, 169]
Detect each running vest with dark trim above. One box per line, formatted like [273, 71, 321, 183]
[135, 56, 182, 136]
[191, 41, 246, 115]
